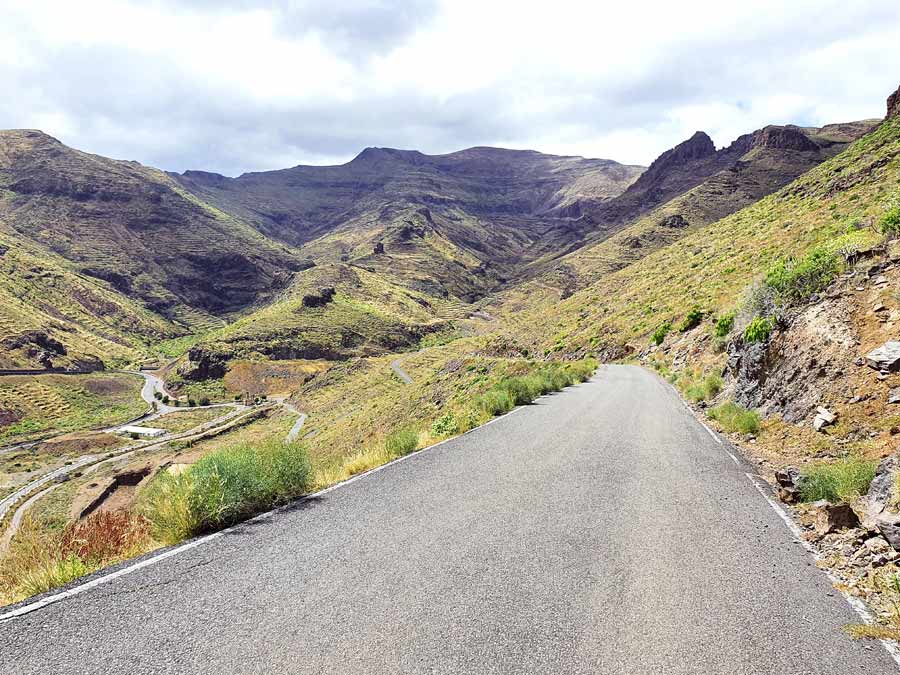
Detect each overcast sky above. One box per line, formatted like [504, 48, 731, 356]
[1, 0, 899, 176]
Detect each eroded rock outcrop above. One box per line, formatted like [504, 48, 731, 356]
[888, 83, 900, 120]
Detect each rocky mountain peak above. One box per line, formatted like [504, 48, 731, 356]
[751, 125, 819, 152]
[662, 131, 716, 164]
[888, 83, 900, 120]
[623, 131, 715, 191]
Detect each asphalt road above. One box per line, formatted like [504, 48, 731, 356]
[1, 365, 896, 674]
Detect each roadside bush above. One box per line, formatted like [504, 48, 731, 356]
[743, 316, 775, 344]
[497, 378, 535, 406]
[431, 412, 459, 438]
[651, 322, 672, 346]
[141, 440, 311, 543]
[800, 456, 876, 503]
[880, 206, 900, 235]
[684, 373, 723, 402]
[198, 396, 210, 406]
[187, 398, 197, 407]
[384, 427, 418, 456]
[477, 389, 515, 416]
[708, 402, 760, 434]
[678, 307, 704, 333]
[714, 311, 735, 338]
[764, 246, 842, 305]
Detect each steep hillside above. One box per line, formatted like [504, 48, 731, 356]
[0, 130, 308, 329]
[501, 97, 899, 365]
[177, 147, 644, 301]
[0, 234, 176, 369]
[170, 262, 465, 386]
[493, 120, 877, 304]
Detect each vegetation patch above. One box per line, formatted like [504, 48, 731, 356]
[799, 456, 876, 503]
[140, 439, 311, 544]
[708, 402, 760, 434]
[743, 316, 775, 344]
[651, 322, 671, 346]
[0, 511, 151, 605]
[677, 307, 705, 333]
[764, 246, 842, 306]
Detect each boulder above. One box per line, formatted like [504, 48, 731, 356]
[864, 453, 900, 530]
[890, 387, 900, 404]
[814, 502, 860, 536]
[877, 512, 900, 550]
[865, 341, 900, 372]
[775, 467, 803, 503]
[812, 407, 836, 432]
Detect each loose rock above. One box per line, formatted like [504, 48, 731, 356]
[866, 341, 900, 372]
[814, 502, 860, 535]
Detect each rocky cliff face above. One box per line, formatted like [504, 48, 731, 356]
[888, 83, 900, 120]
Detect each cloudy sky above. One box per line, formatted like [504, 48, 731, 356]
[2, 0, 899, 176]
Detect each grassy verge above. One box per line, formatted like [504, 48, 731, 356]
[708, 401, 760, 434]
[0, 511, 151, 605]
[139, 439, 311, 544]
[311, 358, 596, 489]
[799, 456, 876, 503]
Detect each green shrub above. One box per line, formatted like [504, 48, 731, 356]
[520, 373, 554, 399]
[764, 246, 842, 304]
[744, 316, 775, 343]
[431, 412, 459, 437]
[651, 322, 672, 346]
[384, 428, 418, 456]
[566, 360, 596, 382]
[678, 307, 704, 332]
[880, 206, 900, 235]
[685, 373, 723, 402]
[477, 389, 515, 416]
[714, 311, 735, 338]
[708, 402, 760, 434]
[198, 396, 210, 406]
[141, 440, 311, 543]
[187, 398, 197, 407]
[800, 457, 876, 503]
[497, 378, 536, 406]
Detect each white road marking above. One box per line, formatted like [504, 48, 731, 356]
[0, 403, 528, 623]
[745, 472, 900, 669]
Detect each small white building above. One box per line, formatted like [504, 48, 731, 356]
[119, 425, 166, 438]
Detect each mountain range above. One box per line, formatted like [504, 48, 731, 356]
[0, 113, 880, 371]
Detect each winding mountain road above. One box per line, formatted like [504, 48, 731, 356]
[0, 365, 896, 674]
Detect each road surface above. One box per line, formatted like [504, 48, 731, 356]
[0, 365, 896, 674]
[391, 358, 413, 384]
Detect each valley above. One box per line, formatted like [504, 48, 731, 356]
[2, 79, 900, 669]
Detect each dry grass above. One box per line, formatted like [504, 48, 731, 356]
[0, 511, 152, 605]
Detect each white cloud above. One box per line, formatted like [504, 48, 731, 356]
[0, 0, 898, 174]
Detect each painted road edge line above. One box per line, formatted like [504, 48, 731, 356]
[745, 472, 900, 670]
[0, 402, 531, 623]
